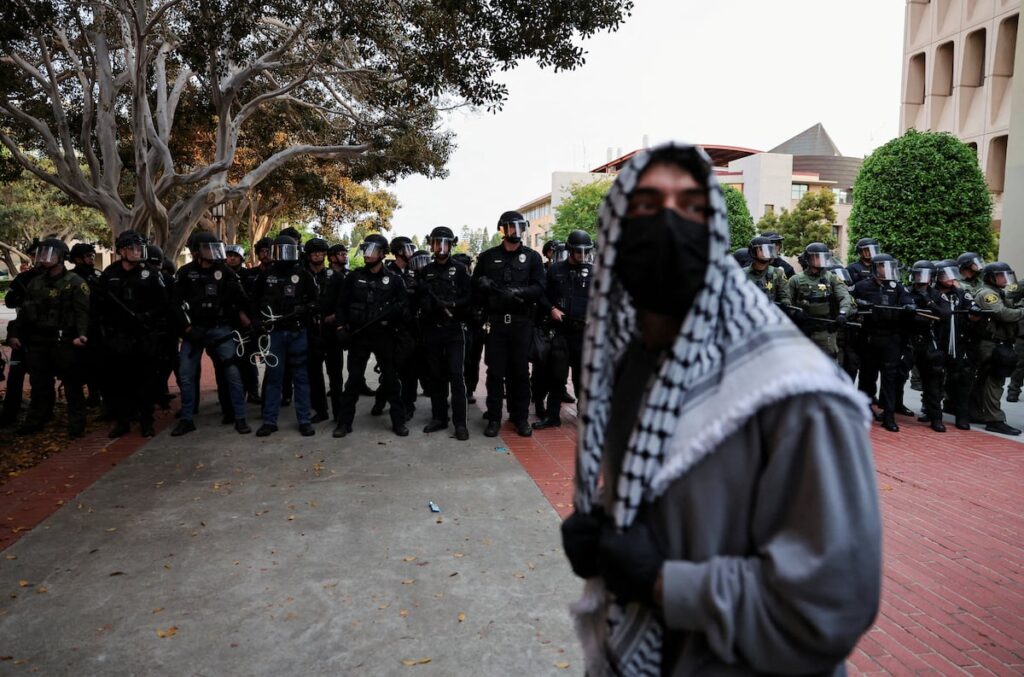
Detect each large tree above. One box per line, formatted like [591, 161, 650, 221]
[760, 188, 837, 255]
[549, 177, 613, 243]
[722, 184, 754, 250]
[848, 130, 994, 265]
[0, 0, 634, 255]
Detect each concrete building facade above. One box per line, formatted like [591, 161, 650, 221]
[900, 0, 1020, 258]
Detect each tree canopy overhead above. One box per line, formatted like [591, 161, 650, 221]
[848, 130, 994, 265]
[0, 0, 634, 254]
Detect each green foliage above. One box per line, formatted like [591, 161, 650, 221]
[549, 178, 613, 243]
[771, 189, 838, 255]
[460, 226, 503, 257]
[722, 185, 755, 249]
[848, 130, 993, 264]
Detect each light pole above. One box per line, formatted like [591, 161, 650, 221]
[211, 203, 226, 241]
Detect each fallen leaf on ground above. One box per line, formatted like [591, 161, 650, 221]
[152, 607, 164, 614]
[514, 573, 525, 579]
[378, 602, 391, 610]
[18, 580, 29, 588]
[287, 515, 295, 521]
[233, 561, 240, 566]
[156, 626, 178, 638]
[401, 579, 415, 585]
[35, 586, 47, 594]
[399, 609, 409, 617]
[109, 571, 124, 577]
[528, 562, 535, 570]
[434, 592, 444, 599]
[400, 658, 431, 666]
[554, 661, 570, 669]
[402, 556, 417, 562]
[105, 528, 117, 532]
[5, 555, 16, 560]
[452, 552, 464, 559]
[457, 612, 466, 623]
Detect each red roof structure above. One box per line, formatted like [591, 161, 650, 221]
[589, 144, 762, 174]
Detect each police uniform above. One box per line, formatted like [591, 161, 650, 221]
[786, 270, 852, 359]
[472, 243, 545, 429]
[173, 260, 249, 426]
[0, 267, 43, 425]
[373, 260, 420, 418]
[306, 264, 343, 421]
[227, 263, 262, 403]
[72, 262, 104, 407]
[907, 286, 946, 428]
[417, 257, 472, 431]
[98, 260, 169, 433]
[929, 285, 975, 428]
[9, 267, 90, 436]
[968, 285, 1024, 425]
[853, 277, 914, 426]
[539, 258, 592, 424]
[846, 260, 873, 285]
[335, 264, 408, 432]
[252, 262, 318, 429]
[743, 264, 791, 305]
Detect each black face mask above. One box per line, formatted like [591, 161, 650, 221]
[614, 209, 709, 318]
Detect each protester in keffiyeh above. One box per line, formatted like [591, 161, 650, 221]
[562, 142, 882, 676]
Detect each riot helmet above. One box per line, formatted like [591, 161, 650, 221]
[115, 230, 148, 263]
[271, 235, 300, 262]
[428, 226, 457, 258]
[957, 252, 984, 274]
[147, 244, 165, 268]
[855, 237, 880, 261]
[566, 230, 593, 262]
[748, 235, 775, 263]
[934, 259, 961, 285]
[390, 236, 415, 260]
[803, 242, 831, 270]
[542, 239, 562, 259]
[826, 258, 853, 286]
[191, 231, 226, 261]
[497, 211, 528, 243]
[279, 226, 302, 245]
[304, 238, 329, 254]
[910, 260, 936, 285]
[761, 231, 784, 257]
[982, 262, 1016, 288]
[452, 252, 473, 272]
[327, 243, 348, 257]
[69, 242, 96, 264]
[871, 253, 899, 281]
[225, 244, 245, 269]
[409, 249, 431, 272]
[35, 237, 69, 266]
[360, 234, 389, 264]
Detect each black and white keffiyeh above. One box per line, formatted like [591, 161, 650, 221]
[570, 142, 868, 676]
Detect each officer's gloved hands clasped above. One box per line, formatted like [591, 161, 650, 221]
[478, 277, 495, 291]
[597, 520, 665, 606]
[901, 304, 918, 318]
[835, 312, 848, 326]
[561, 507, 607, 579]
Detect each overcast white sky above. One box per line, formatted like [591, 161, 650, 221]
[387, 0, 907, 239]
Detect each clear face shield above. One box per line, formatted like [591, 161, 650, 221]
[198, 242, 226, 261]
[225, 245, 244, 259]
[936, 266, 961, 283]
[429, 237, 454, 257]
[911, 268, 933, 284]
[964, 256, 984, 272]
[768, 241, 782, 257]
[992, 271, 1017, 288]
[859, 244, 880, 260]
[122, 243, 148, 263]
[874, 260, 899, 281]
[568, 245, 593, 263]
[360, 242, 385, 262]
[553, 247, 568, 263]
[750, 243, 774, 262]
[498, 220, 528, 241]
[831, 267, 853, 286]
[409, 252, 431, 272]
[395, 243, 415, 260]
[35, 246, 64, 266]
[270, 244, 299, 262]
[806, 252, 830, 269]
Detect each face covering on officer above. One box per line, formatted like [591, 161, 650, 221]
[614, 208, 709, 319]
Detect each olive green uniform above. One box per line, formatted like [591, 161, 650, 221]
[960, 276, 984, 297]
[786, 270, 852, 359]
[9, 268, 91, 435]
[968, 284, 1024, 424]
[1003, 283, 1024, 399]
[743, 264, 791, 306]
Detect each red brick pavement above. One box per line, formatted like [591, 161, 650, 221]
[494, 394, 1024, 675]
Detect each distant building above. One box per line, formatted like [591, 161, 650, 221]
[899, 0, 1021, 260]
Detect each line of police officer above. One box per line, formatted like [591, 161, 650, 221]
[1, 212, 594, 442]
[740, 233, 1024, 436]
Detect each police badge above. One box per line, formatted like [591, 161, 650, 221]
[214, 270, 222, 280]
[291, 274, 299, 283]
[518, 253, 526, 263]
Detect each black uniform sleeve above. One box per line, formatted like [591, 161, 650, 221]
[519, 250, 546, 302]
[545, 265, 560, 309]
[453, 265, 472, 312]
[335, 274, 356, 328]
[221, 268, 248, 322]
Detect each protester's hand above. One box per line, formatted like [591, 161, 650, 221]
[598, 521, 664, 605]
[550, 307, 565, 322]
[9, 338, 21, 350]
[561, 508, 606, 579]
[72, 336, 87, 347]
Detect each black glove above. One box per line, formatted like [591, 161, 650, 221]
[787, 306, 805, 322]
[835, 312, 847, 326]
[597, 520, 664, 605]
[902, 304, 918, 318]
[561, 508, 606, 579]
[856, 299, 873, 310]
[478, 277, 495, 291]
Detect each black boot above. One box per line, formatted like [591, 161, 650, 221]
[531, 418, 561, 430]
[484, 419, 500, 437]
[514, 420, 532, 437]
[455, 426, 469, 441]
[332, 423, 351, 438]
[235, 419, 252, 434]
[985, 421, 1021, 435]
[881, 415, 899, 433]
[423, 420, 448, 433]
[170, 419, 196, 437]
[256, 424, 278, 437]
[108, 421, 131, 438]
[930, 420, 946, 433]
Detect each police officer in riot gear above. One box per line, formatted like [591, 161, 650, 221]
[1, 243, 42, 427]
[541, 239, 563, 269]
[454, 252, 484, 404]
[847, 238, 880, 284]
[743, 235, 791, 304]
[371, 236, 419, 419]
[171, 232, 251, 436]
[472, 211, 545, 437]
[853, 253, 916, 432]
[328, 243, 349, 274]
[69, 242, 104, 407]
[732, 231, 795, 277]
[97, 231, 169, 438]
[254, 237, 274, 274]
[968, 262, 1022, 435]
[826, 258, 859, 380]
[251, 235, 318, 436]
[786, 242, 852, 361]
[533, 229, 593, 430]
[957, 252, 985, 296]
[302, 238, 339, 423]
[8, 239, 90, 438]
[927, 260, 976, 430]
[334, 234, 409, 437]
[906, 261, 947, 432]
[145, 243, 178, 409]
[417, 227, 472, 440]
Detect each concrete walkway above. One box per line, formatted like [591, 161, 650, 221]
[0, 402, 582, 674]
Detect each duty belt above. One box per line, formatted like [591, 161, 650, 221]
[488, 312, 529, 325]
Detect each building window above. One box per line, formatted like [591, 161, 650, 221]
[832, 225, 842, 242]
[791, 184, 809, 201]
[831, 188, 849, 204]
[764, 204, 774, 215]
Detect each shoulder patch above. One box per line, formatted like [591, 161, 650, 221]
[984, 293, 999, 304]
[80, 283, 91, 295]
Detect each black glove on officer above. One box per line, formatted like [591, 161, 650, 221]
[561, 508, 606, 579]
[901, 304, 918, 318]
[597, 520, 664, 606]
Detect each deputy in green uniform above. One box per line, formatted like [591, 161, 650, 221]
[968, 262, 1023, 435]
[957, 252, 985, 296]
[743, 235, 791, 305]
[785, 242, 852, 360]
[8, 238, 91, 438]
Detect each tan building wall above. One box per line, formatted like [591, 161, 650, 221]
[998, 10, 1024, 264]
[900, 0, 1020, 243]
